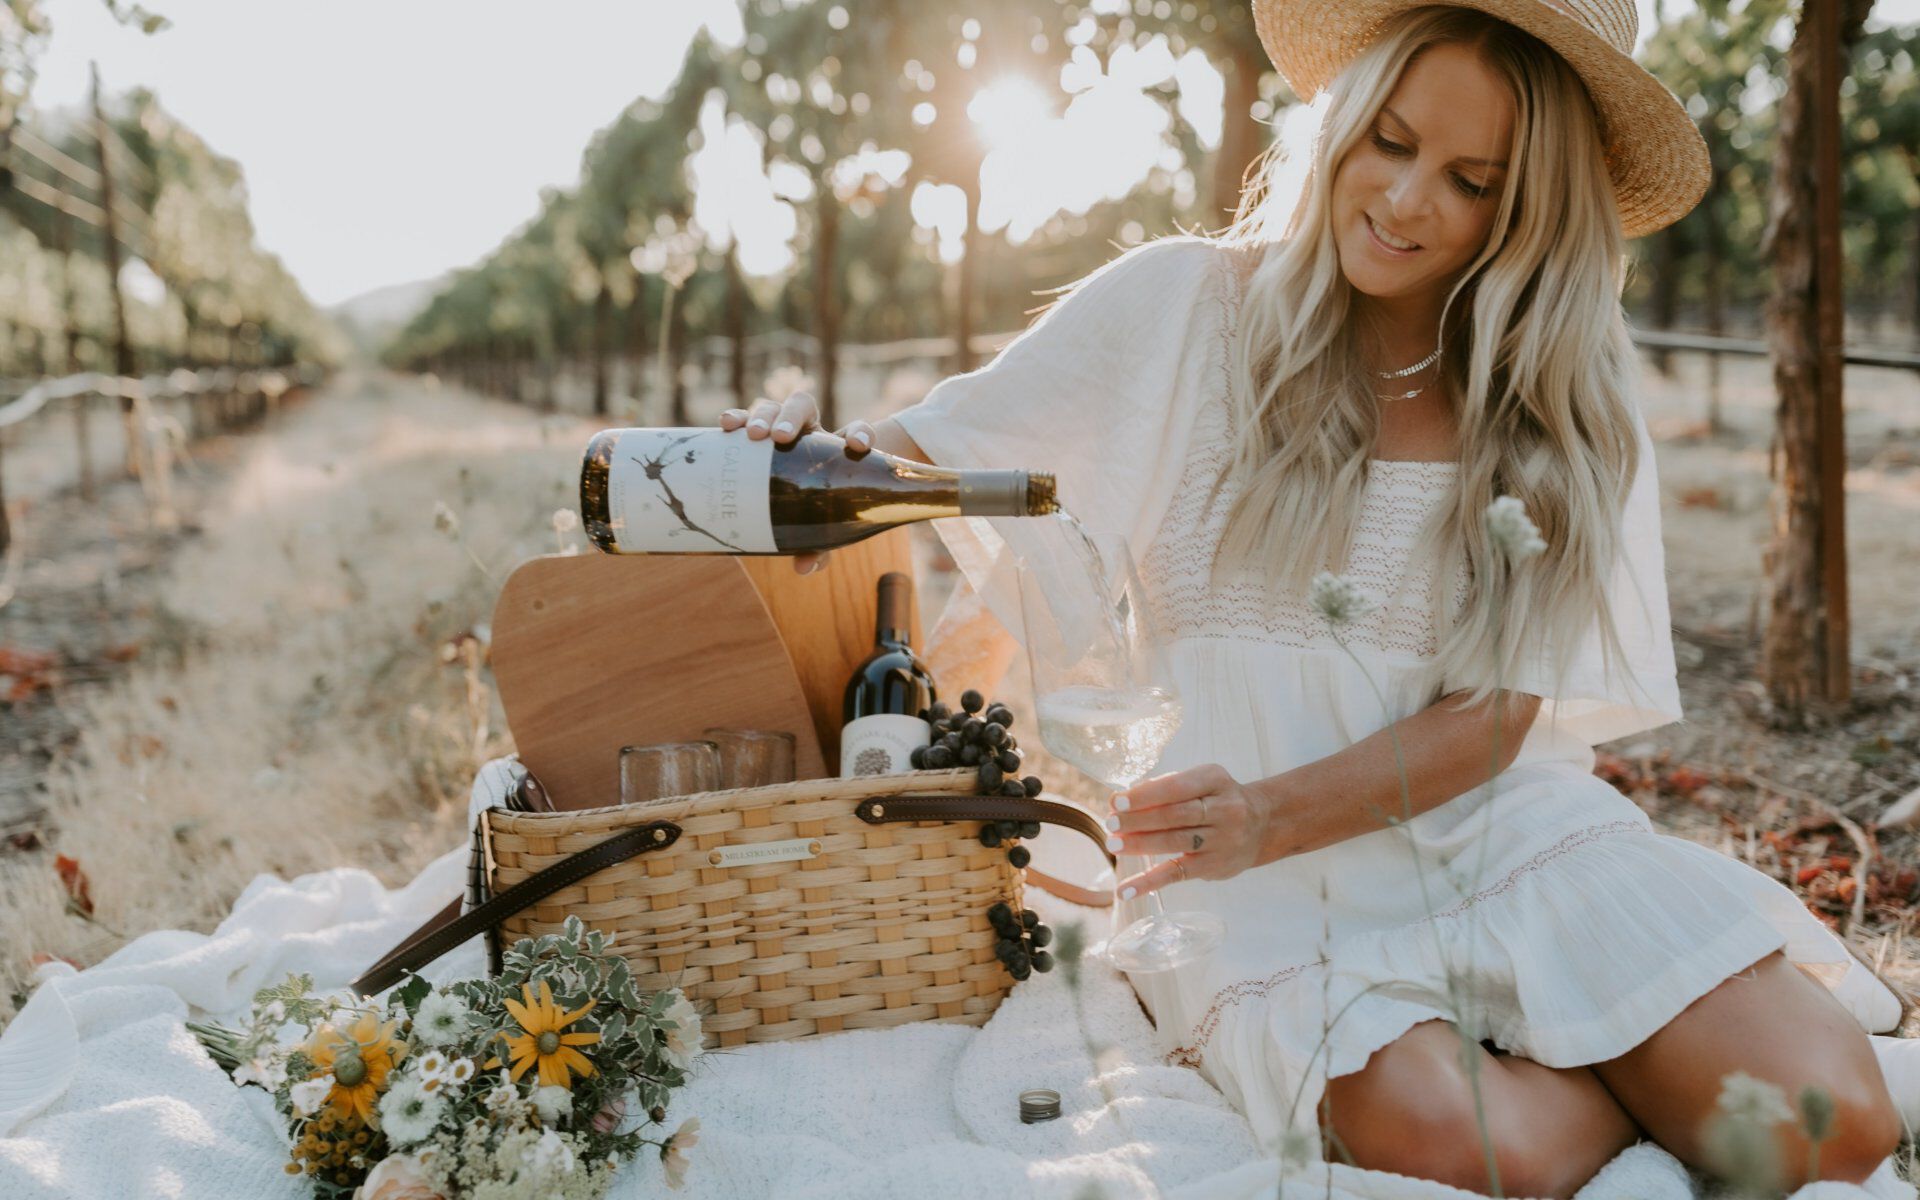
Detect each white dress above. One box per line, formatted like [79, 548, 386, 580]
[892, 236, 1897, 1156]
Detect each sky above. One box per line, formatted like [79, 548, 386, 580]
[28, 0, 1920, 309]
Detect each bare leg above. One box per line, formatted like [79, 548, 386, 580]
[1324, 1019, 1641, 1199]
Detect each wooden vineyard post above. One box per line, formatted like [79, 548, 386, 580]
[91, 64, 139, 480]
[1760, 0, 1869, 713]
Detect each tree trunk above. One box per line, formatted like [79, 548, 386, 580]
[726, 242, 750, 409]
[956, 176, 981, 374]
[814, 193, 840, 429]
[668, 291, 690, 426]
[92, 67, 139, 476]
[591, 278, 611, 416]
[1759, 0, 1872, 715]
[1910, 153, 1920, 352]
[1702, 148, 1726, 434]
[628, 266, 650, 418]
[1649, 221, 1683, 378]
[1211, 42, 1267, 223]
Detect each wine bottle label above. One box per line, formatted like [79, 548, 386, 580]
[607, 428, 776, 553]
[840, 714, 932, 778]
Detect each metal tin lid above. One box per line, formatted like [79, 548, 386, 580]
[1018, 1088, 1062, 1123]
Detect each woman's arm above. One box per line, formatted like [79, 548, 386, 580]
[1250, 688, 1542, 861]
[1109, 688, 1542, 897]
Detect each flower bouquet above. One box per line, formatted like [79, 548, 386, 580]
[191, 916, 704, 1198]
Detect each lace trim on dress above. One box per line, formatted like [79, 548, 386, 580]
[1162, 818, 1647, 1069]
[1139, 258, 1470, 658]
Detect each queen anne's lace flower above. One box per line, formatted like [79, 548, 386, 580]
[526, 1127, 575, 1175]
[1715, 1070, 1794, 1126]
[1485, 495, 1547, 562]
[1307, 572, 1376, 628]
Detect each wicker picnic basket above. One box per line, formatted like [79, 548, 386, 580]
[353, 767, 1114, 1048]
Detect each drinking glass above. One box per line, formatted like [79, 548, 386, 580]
[703, 727, 797, 789]
[618, 741, 721, 805]
[1016, 527, 1224, 973]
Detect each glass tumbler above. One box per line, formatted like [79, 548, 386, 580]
[703, 728, 797, 789]
[618, 741, 721, 806]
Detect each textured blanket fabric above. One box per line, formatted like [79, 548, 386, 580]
[0, 841, 1910, 1199]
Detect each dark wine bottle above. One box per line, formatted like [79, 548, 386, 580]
[580, 427, 1057, 556]
[840, 572, 936, 777]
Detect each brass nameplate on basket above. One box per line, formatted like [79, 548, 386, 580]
[706, 838, 823, 869]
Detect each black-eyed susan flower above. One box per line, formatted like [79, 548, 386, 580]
[300, 1010, 405, 1126]
[484, 979, 599, 1088]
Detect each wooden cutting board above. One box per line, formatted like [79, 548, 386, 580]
[490, 554, 827, 809]
[738, 528, 923, 768]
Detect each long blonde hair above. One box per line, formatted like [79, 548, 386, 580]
[1212, 5, 1646, 714]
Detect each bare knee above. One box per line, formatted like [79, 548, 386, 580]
[1807, 1088, 1902, 1183]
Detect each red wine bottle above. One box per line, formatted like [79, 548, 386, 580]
[840, 572, 935, 777]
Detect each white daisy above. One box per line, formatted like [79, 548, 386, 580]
[1307, 571, 1376, 628]
[414, 1049, 450, 1081]
[447, 1057, 475, 1085]
[412, 991, 472, 1047]
[658, 992, 704, 1070]
[377, 1074, 447, 1147]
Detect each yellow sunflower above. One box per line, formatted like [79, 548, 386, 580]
[300, 1010, 405, 1125]
[484, 979, 600, 1088]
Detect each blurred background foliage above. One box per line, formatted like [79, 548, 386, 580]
[1, 1, 1915, 401]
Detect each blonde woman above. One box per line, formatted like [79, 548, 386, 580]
[721, 2, 1912, 1193]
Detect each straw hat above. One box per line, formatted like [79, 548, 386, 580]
[1251, 0, 1710, 238]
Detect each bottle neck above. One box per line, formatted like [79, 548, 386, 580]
[874, 573, 912, 649]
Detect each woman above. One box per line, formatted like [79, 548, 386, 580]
[721, 2, 1911, 1193]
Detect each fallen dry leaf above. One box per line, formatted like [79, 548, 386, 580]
[54, 854, 93, 916]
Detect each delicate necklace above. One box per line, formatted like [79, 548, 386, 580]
[1374, 344, 1442, 402]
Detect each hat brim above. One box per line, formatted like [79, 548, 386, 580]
[1252, 0, 1710, 239]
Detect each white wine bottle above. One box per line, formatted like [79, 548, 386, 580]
[839, 572, 935, 777]
[580, 427, 1057, 555]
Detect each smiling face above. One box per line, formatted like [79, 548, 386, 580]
[1331, 41, 1516, 316]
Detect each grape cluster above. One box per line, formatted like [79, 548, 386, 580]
[909, 688, 1043, 805]
[988, 901, 1054, 979]
[910, 689, 1056, 982]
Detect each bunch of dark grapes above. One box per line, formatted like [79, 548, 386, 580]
[910, 689, 1055, 981]
[909, 688, 1043, 812]
[987, 901, 1054, 980]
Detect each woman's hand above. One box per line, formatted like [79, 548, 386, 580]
[1105, 764, 1270, 899]
[718, 392, 877, 575]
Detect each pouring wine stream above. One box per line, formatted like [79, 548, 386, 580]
[1021, 513, 1224, 973]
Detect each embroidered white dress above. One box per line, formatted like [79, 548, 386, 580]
[892, 236, 1896, 1156]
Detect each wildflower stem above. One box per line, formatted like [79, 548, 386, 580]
[1330, 632, 1503, 1198]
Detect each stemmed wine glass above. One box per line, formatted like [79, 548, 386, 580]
[1015, 525, 1225, 972]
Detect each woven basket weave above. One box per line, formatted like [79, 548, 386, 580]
[481, 767, 1024, 1048]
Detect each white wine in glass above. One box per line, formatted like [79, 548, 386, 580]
[1016, 523, 1224, 973]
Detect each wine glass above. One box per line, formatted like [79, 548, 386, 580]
[1015, 525, 1225, 973]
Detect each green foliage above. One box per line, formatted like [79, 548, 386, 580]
[388, 3, 1920, 381]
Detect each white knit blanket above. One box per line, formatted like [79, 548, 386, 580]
[0, 814, 1911, 1198]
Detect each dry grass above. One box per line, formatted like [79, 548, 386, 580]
[0, 372, 599, 1019]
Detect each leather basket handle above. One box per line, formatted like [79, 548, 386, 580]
[350, 820, 682, 997]
[856, 794, 1116, 865]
